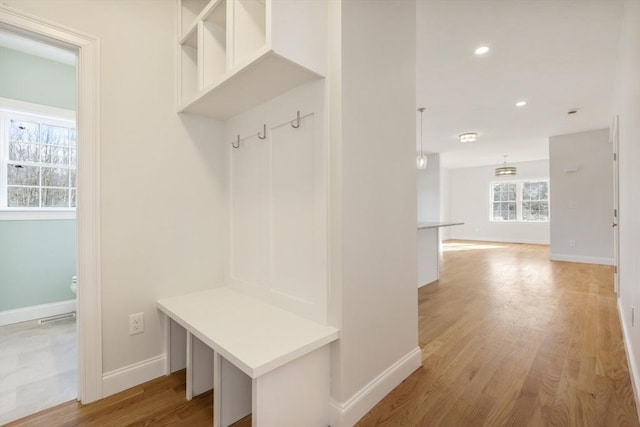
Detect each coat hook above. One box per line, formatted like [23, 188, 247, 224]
[291, 111, 300, 129]
[232, 135, 240, 149]
[258, 124, 267, 139]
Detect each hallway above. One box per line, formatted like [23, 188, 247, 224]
[357, 241, 638, 426]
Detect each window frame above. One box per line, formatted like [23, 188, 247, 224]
[489, 179, 550, 223]
[0, 98, 76, 220]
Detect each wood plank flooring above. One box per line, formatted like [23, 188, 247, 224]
[6, 241, 638, 426]
[356, 241, 639, 426]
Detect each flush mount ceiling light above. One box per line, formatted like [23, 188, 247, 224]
[416, 107, 428, 170]
[495, 155, 517, 176]
[458, 132, 478, 143]
[474, 46, 490, 55]
[516, 101, 528, 107]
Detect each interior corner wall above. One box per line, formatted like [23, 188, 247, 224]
[417, 153, 440, 223]
[0, 46, 76, 110]
[330, 0, 419, 424]
[549, 129, 613, 264]
[447, 160, 550, 244]
[613, 0, 640, 410]
[5, 0, 227, 381]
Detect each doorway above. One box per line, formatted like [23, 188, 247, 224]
[0, 2, 102, 415]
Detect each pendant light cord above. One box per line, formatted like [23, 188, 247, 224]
[418, 107, 425, 155]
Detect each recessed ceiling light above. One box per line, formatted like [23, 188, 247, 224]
[475, 46, 490, 55]
[459, 132, 478, 143]
[516, 101, 527, 107]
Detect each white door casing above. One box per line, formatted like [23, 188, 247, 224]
[0, 5, 103, 403]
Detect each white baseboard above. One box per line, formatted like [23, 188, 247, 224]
[617, 299, 640, 422]
[549, 253, 614, 265]
[102, 354, 167, 398]
[329, 347, 422, 427]
[0, 299, 76, 326]
[448, 235, 549, 245]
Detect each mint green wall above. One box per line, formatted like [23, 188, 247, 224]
[0, 46, 76, 110]
[0, 46, 77, 312]
[0, 220, 76, 311]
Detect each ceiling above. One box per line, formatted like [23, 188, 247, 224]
[0, 30, 76, 66]
[416, 0, 623, 169]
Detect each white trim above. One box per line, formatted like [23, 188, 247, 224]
[102, 354, 167, 398]
[0, 210, 75, 220]
[448, 236, 550, 245]
[0, 4, 103, 404]
[0, 299, 76, 326]
[617, 299, 640, 422]
[549, 253, 614, 265]
[329, 347, 422, 427]
[0, 97, 75, 119]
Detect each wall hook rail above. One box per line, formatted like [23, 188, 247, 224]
[258, 124, 267, 139]
[232, 135, 240, 149]
[291, 111, 300, 128]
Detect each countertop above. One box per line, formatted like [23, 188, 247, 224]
[417, 221, 464, 230]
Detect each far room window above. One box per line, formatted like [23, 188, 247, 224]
[490, 180, 550, 222]
[522, 181, 549, 222]
[492, 182, 517, 221]
[0, 99, 76, 218]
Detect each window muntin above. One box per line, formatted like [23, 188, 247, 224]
[1, 104, 76, 213]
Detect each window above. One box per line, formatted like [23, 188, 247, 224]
[1, 99, 76, 218]
[490, 180, 549, 222]
[522, 181, 549, 221]
[492, 182, 517, 221]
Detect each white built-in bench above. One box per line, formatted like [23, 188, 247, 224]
[157, 287, 339, 427]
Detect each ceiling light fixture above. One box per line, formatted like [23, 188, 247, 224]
[458, 132, 478, 143]
[475, 46, 490, 55]
[495, 155, 517, 176]
[516, 101, 527, 107]
[417, 107, 427, 170]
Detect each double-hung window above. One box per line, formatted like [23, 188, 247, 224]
[490, 180, 549, 222]
[0, 99, 76, 219]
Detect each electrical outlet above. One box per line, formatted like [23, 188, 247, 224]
[569, 239, 576, 248]
[129, 312, 144, 335]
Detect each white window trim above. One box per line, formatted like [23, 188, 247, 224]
[489, 179, 550, 223]
[0, 97, 76, 220]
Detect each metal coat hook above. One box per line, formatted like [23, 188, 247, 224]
[258, 124, 267, 140]
[291, 111, 300, 129]
[232, 135, 240, 149]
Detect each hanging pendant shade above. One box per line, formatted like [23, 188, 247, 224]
[417, 107, 427, 170]
[495, 155, 517, 176]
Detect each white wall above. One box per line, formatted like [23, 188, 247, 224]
[613, 0, 640, 408]
[417, 153, 440, 222]
[5, 0, 227, 377]
[447, 160, 550, 244]
[329, 0, 420, 424]
[224, 80, 328, 324]
[549, 129, 613, 264]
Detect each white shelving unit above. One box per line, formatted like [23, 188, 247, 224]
[178, 0, 326, 119]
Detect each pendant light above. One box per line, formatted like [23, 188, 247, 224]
[416, 107, 427, 170]
[495, 155, 517, 176]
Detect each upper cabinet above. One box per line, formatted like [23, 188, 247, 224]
[178, 0, 327, 119]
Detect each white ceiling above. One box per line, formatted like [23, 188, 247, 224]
[416, 0, 623, 169]
[0, 30, 76, 66]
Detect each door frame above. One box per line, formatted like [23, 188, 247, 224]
[611, 114, 620, 295]
[0, 5, 103, 403]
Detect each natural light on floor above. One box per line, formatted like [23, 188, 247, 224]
[442, 241, 507, 252]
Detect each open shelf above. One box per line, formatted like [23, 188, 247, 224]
[178, 0, 326, 119]
[179, 49, 321, 119]
[202, 0, 227, 87]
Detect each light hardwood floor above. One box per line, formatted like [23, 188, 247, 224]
[357, 241, 639, 426]
[6, 241, 638, 426]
